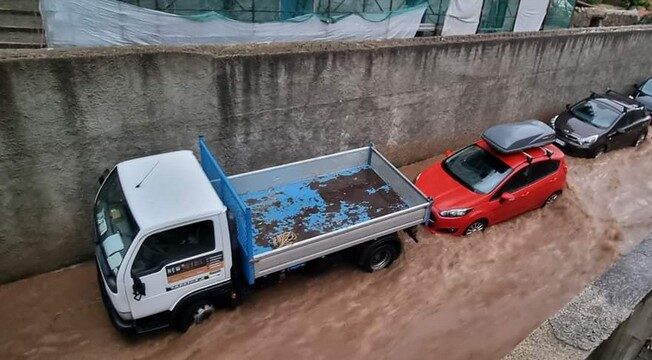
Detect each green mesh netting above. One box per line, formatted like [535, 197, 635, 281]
[411, 0, 449, 26]
[120, 0, 429, 23]
[543, 0, 577, 29]
[477, 0, 520, 33]
[120, 0, 574, 29]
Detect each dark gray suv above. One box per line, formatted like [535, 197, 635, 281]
[634, 77, 652, 112]
[550, 91, 650, 158]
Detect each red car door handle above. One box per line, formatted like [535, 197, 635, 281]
[521, 191, 530, 197]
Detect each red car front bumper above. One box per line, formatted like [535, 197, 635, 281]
[427, 208, 474, 236]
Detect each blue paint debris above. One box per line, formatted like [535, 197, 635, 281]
[366, 184, 391, 195]
[239, 166, 408, 256]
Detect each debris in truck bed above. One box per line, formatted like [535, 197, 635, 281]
[272, 231, 298, 249]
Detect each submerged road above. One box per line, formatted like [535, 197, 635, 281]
[1, 142, 651, 360]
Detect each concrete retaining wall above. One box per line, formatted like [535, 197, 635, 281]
[572, 7, 640, 28]
[2, 26, 652, 283]
[590, 290, 652, 360]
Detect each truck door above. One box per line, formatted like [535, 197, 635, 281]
[126, 219, 229, 320]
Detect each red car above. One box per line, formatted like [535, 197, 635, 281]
[415, 120, 568, 236]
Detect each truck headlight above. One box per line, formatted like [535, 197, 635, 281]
[578, 135, 598, 145]
[440, 208, 473, 217]
[550, 115, 558, 128]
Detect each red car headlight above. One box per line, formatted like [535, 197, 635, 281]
[439, 208, 473, 218]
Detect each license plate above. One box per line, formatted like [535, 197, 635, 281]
[554, 138, 566, 146]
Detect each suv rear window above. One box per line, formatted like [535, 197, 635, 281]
[641, 79, 652, 95]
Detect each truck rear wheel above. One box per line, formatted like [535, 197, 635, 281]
[173, 300, 215, 333]
[359, 237, 400, 273]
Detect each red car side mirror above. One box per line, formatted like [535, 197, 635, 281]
[500, 192, 515, 203]
[444, 149, 453, 157]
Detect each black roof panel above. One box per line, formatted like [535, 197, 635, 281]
[482, 120, 555, 154]
[603, 90, 642, 109]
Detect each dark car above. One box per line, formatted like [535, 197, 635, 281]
[550, 91, 650, 158]
[633, 77, 652, 112]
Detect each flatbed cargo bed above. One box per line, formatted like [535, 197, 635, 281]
[199, 139, 431, 285]
[240, 165, 409, 256]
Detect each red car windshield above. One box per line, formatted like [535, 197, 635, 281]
[443, 145, 513, 194]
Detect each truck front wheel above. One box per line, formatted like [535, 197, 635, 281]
[359, 239, 400, 273]
[173, 300, 215, 332]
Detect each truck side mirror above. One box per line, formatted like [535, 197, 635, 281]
[565, 103, 571, 110]
[132, 276, 146, 300]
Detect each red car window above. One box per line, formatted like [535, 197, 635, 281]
[500, 166, 532, 195]
[530, 160, 560, 183]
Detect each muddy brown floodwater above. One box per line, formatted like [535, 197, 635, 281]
[2, 143, 652, 360]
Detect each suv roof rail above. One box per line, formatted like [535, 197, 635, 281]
[604, 89, 644, 110]
[482, 120, 556, 154]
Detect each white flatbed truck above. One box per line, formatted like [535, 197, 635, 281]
[94, 137, 431, 333]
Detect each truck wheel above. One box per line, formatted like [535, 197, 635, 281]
[173, 300, 215, 333]
[360, 243, 398, 273]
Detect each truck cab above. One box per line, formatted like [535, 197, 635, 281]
[94, 151, 235, 333]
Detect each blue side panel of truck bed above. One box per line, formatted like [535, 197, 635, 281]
[198, 137, 256, 285]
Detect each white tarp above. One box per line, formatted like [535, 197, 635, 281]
[513, 0, 549, 32]
[40, 0, 427, 48]
[441, 0, 483, 36]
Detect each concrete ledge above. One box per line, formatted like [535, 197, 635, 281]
[572, 7, 640, 28]
[1, 24, 651, 61]
[0, 0, 39, 13]
[505, 235, 652, 359]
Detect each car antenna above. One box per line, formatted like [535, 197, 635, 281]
[136, 161, 160, 188]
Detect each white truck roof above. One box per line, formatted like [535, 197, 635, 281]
[117, 150, 226, 233]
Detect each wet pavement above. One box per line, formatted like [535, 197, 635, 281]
[1, 142, 651, 360]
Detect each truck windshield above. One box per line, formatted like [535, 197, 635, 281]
[570, 99, 620, 129]
[94, 169, 139, 289]
[443, 145, 512, 194]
